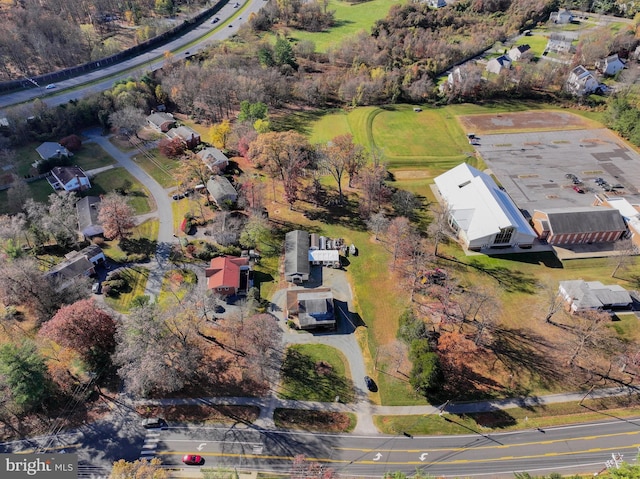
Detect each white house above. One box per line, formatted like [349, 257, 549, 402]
[596, 54, 625, 76]
[550, 9, 574, 24]
[565, 65, 599, 96]
[48, 166, 91, 192]
[427, 0, 447, 7]
[433, 163, 537, 252]
[508, 44, 531, 61]
[485, 55, 511, 74]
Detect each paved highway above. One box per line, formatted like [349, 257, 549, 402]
[0, 0, 265, 112]
[139, 419, 640, 478]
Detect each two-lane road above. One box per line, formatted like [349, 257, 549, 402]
[143, 419, 640, 477]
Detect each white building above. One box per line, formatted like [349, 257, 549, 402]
[433, 163, 537, 252]
[559, 280, 632, 313]
[565, 65, 599, 96]
[596, 54, 625, 76]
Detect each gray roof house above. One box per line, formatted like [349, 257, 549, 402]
[206, 176, 237, 207]
[36, 142, 70, 161]
[596, 54, 625, 76]
[166, 125, 201, 149]
[284, 230, 310, 283]
[559, 280, 632, 313]
[545, 35, 573, 54]
[76, 196, 103, 240]
[146, 112, 175, 132]
[565, 65, 599, 96]
[550, 9, 574, 24]
[286, 287, 335, 330]
[197, 147, 229, 173]
[486, 55, 511, 74]
[508, 44, 531, 61]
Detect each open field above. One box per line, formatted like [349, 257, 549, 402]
[284, 0, 403, 53]
[458, 110, 599, 135]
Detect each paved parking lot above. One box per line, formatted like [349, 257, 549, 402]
[474, 128, 640, 217]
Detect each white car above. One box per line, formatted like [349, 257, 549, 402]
[45, 84, 56, 90]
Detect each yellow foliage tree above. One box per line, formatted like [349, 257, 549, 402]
[110, 458, 168, 479]
[209, 119, 231, 149]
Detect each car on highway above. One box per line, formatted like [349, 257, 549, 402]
[234, 2, 240, 7]
[182, 455, 204, 465]
[45, 84, 56, 89]
[211, 17, 220, 23]
[142, 417, 166, 429]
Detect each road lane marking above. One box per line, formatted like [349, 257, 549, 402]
[156, 442, 640, 466]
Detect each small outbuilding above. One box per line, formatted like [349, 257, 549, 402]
[286, 287, 335, 330]
[284, 230, 310, 283]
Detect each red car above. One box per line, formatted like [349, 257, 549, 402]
[182, 455, 203, 465]
[573, 186, 584, 193]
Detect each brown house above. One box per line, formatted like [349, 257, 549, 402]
[205, 255, 250, 296]
[532, 207, 626, 245]
[166, 126, 201, 149]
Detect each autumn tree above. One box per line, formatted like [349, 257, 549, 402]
[384, 216, 419, 269]
[392, 189, 422, 219]
[158, 137, 186, 158]
[237, 174, 267, 215]
[209, 119, 232, 149]
[436, 330, 479, 391]
[610, 238, 638, 278]
[39, 299, 116, 367]
[25, 192, 79, 249]
[356, 158, 390, 217]
[566, 310, 614, 368]
[7, 176, 29, 214]
[320, 134, 365, 204]
[247, 131, 314, 206]
[0, 340, 52, 412]
[110, 458, 168, 479]
[366, 211, 389, 241]
[291, 454, 336, 479]
[0, 257, 89, 324]
[59, 134, 82, 152]
[98, 193, 136, 241]
[113, 303, 202, 397]
[109, 106, 147, 138]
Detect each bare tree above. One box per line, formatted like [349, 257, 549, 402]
[610, 238, 638, 279]
[108, 106, 147, 138]
[97, 193, 136, 241]
[7, 175, 29, 214]
[366, 211, 389, 241]
[427, 202, 452, 257]
[566, 310, 612, 368]
[320, 134, 364, 204]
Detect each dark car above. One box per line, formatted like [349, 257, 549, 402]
[211, 17, 220, 23]
[214, 304, 225, 314]
[364, 376, 377, 392]
[142, 417, 166, 429]
[172, 193, 185, 200]
[182, 455, 203, 465]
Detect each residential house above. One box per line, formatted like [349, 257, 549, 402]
[544, 35, 573, 55]
[485, 55, 511, 75]
[558, 280, 632, 313]
[197, 147, 229, 173]
[531, 207, 626, 245]
[550, 9, 574, 24]
[596, 54, 625, 76]
[36, 142, 70, 162]
[284, 230, 310, 283]
[206, 176, 237, 208]
[146, 112, 175, 132]
[47, 166, 91, 192]
[433, 163, 537, 252]
[286, 287, 335, 330]
[205, 255, 251, 296]
[427, 0, 447, 7]
[166, 125, 201, 149]
[508, 44, 531, 61]
[76, 196, 103, 240]
[47, 245, 105, 285]
[565, 65, 599, 96]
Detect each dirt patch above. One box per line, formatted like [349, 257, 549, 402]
[273, 408, 354, 433]
[392, 170, 432, 179]
[459, 111, 595, 135]
[315, 361, 334, 376]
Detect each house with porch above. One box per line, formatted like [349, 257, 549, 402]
[47, 166, 91, 192]
[166, 125, 201, 149]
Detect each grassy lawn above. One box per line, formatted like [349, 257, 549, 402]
[87, 167, 153, 215]
[101, 219, 159, 262]
[375, 396, 640, 435]
[71, 143, 117, 170]
[132, 148, 181, 188]
[278, 344, 355, 403]
[514, 34, 548, 57]
[157, 268, 198, 308]
[284, 0, 404, 53]
[274, 409, 356, 433]
[104, 266, 150, 313]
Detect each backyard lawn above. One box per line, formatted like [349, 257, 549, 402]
[279, 344, 355, 403]
[104, 266, 150, 313]
[101, 219, 159, 262]
[132, 148, 181, 188]
[88, 168, 153, 215]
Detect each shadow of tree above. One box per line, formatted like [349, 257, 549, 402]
[467, 259, 539, 293]
[120, 237, 157, 257]
[279, 349, 355, 403]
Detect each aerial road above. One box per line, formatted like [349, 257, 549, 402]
[0, 0, 264, 112]
[143, 418, 640, 478]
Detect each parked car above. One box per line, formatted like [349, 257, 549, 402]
[172, 193, 185, 200]
[92, 282, 101, 294]
[234, 2, 240, 7]
[573, 186, 584, 193]
[364, 376, 377, 392]
[142, 417, 166, 429]
[182, 455, 203, 465]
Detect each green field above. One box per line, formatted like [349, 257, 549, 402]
[133, 149, 181, 188]
[278, 344, 355, 403]
[88, 168, 153, 215]
[514, 34, 548, 57]
[286, 0, 404, 53]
